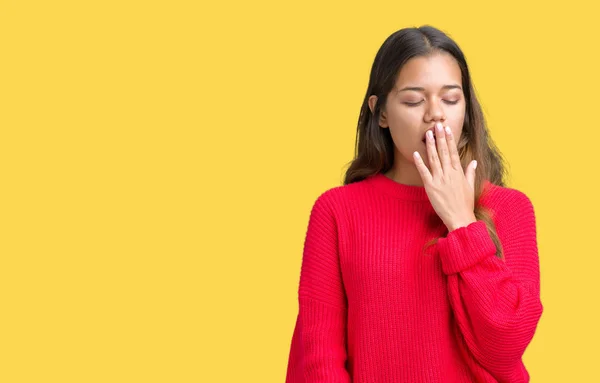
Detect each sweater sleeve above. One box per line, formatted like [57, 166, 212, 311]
[436, 191, 543, 381]
[285, 191, 351, 383]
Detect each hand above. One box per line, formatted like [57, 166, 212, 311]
[413, 122, 478, 232]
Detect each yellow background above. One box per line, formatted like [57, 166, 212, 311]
[1, 1, 597, 382]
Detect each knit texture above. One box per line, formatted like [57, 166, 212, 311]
[285, 173, 543, 383]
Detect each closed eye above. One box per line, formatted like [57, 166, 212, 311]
[404, 100, 459, 106]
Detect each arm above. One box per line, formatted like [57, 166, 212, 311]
[286, 191, 351, 383]
[436, 191, 543, 380]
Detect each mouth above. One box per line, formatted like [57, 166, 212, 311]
[422, 133, 431, 144]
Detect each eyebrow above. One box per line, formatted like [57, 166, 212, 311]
[397, 84, 462, 93]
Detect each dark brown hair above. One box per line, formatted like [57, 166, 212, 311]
[343, 25, 508, 259]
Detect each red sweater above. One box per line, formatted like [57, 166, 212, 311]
[285, 173, 543, 383]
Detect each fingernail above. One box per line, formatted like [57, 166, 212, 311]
[445, 126, 451, 135]
[436, 122, 443, 131]
[473, 160, 478, 169]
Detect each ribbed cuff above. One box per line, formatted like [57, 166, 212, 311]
[437, 220, 497, 275]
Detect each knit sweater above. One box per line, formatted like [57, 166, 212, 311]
[285, 172, 543, 383]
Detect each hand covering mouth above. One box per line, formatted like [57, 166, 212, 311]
[422, 129, 435, 143]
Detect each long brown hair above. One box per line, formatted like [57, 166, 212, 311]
[343, 25, 508, 259]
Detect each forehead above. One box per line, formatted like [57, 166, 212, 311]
[395, 53, 462, 89]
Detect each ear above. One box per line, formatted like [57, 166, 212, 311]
[368, 95, 388, 128]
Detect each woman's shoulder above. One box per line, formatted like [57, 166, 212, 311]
[313, 176, 373, 204]
[308, 177, 373, 218]
[482, 180, 535, 217]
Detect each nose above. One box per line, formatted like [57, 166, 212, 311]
[425, 98, 446, 123]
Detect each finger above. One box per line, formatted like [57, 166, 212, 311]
[413, 151, 432, 183]
[435, 123, 451, 172]
[465, 160, 477, 190]
[426, 129, 442, 177]
[444, 125, 461, 170]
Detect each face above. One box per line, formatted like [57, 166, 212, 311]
[369, 52, 467, 177]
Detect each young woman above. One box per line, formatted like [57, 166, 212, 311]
[285, 25, 543, 383]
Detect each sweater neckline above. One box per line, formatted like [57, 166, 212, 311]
[366, 172, 430, 201]
[366, 172, 495, 202]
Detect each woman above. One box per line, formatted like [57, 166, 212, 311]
[285, 25, 543, 382]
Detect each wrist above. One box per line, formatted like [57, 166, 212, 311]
[447, 215, 477, 232]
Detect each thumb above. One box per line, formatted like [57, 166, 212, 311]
[465, 160, 477, 190]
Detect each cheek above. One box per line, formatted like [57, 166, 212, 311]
[388, 128, 417, 158]
[386, 103, 415, 119]
[452, 126, 462, 138]
[448, 115, 465, 136]
[452, 108, 466, 128]
[387, 112, 423, 148]
[387, 108, 420, 129]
